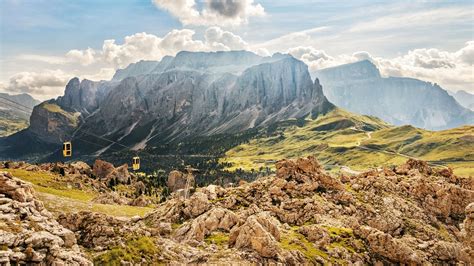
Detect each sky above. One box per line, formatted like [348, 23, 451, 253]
[0, 0, 473, 100]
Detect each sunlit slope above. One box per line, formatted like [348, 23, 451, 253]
[0, 117, 28, 137]
[222, 108, 474, 176]
[5, 169, 153, 217]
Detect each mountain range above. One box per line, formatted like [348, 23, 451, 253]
[314, 60, 474, 130]
[0, 51, 334, 160]
[0, 52, 472, 173]
[0, 92, 39, 137]
[449, 90, 474, 111]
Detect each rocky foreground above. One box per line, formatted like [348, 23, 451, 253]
[0, 171, 91, 265]
[1, 157, 473, 264]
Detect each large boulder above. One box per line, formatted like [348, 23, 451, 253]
[106, 164, 130, 184]
[92, 160, 131, 184]
[92, 159, 115, 179]
[229, 212, 281, 258]
[358, 226, 424, 263]
[70, 161, 92, 176]
[168, 170, 195, 193]
[275, 156, 344, 195]
[460, 202, 474, 262]
[0, 171, 35, 202]
[175, 207, 240, 242]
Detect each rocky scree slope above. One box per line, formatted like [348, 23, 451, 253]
[22, 156, 472, 264]
[0, 171, 92, 265]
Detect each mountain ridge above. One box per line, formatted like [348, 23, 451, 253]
[0, 51, 334, 160]
[315, 60, 474, 130]
[0, 92, 40, 137]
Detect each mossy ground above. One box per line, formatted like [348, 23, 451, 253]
[41, 103, 81, 127]
[204, 231, 229, 247]
[5, 169, 153, 218]
[279, 226, 333, 263]
[93, 236, 161, 265]
[279, 224, 366, 263]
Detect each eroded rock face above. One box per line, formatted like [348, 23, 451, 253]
[92, 159, 115, 179]
[58, 211, 150, 250]
[229, 212, 282, 258]
[168, 170, 195, 193]
[92, 160, 131, 184]
[460, 203, 474, 262]
[176, 207, 240, 242]
[0, 172, 92, 265]
[275, 156, 345, 194]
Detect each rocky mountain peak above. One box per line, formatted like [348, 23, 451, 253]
[317, 60, 381, 84]
[315, 60, 474, 130]
[2, 51, 333, 158]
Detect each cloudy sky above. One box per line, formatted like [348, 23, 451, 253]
[0, 0, 473, 100]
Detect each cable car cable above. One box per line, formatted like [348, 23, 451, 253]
[0, 101, 31, 114]
[0, 96, 36, 111]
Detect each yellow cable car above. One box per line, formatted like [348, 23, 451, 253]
[132, 156, 140, 171]
[63, 142, 72, 157]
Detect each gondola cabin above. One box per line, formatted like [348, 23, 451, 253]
[63, 142, 72, 157]
[132, 156, 140, 171]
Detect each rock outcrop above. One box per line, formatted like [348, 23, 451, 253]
[167, 170, 195, 193]
[92, 159, 131, 184]
[2, 156, 472, 264]
[0, 172, 92, 265]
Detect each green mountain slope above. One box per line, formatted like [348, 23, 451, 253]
[0, 116, 29, 137]
[222, 108, 474, 176]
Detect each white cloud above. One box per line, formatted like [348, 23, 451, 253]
[82, 68, 115, 81]
[291, 41, 474, 92]
[102, 32, 165, 67]
[288, 46, 351, 71]
[349, 7, 472, 33]
[254, 27, 329, 53]
[3, 69, 71, 100]
[204, 26, 248, 50]
[456, 41, 474, 65]
[66, 48, 96, 66]
[152, 0, 265, 26]
[352, 51, 373, 62]
[73, 27, 250, 68]
[373, 43, 473, 91]
[15, 54, 68, 65]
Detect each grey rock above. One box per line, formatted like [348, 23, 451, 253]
[315, 60, 474, 130]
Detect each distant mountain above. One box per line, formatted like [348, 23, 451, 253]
[0, 93, 40, 137]
[315, 60, 474, 130]
[449, 90, 474, 111]
[0, 51, 334, 160]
